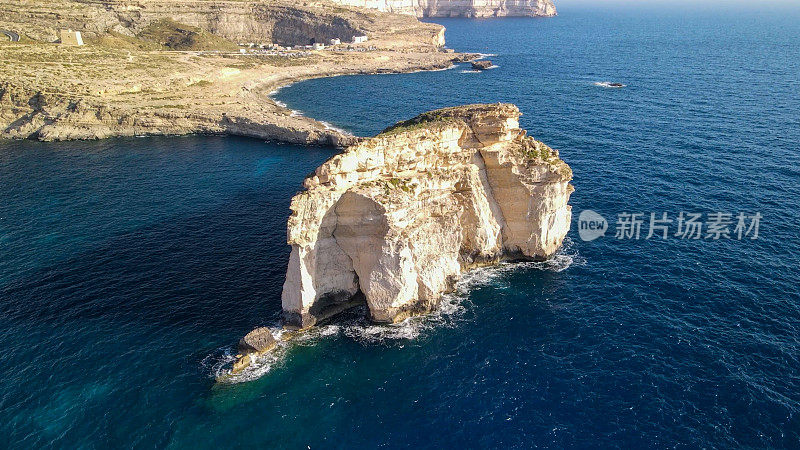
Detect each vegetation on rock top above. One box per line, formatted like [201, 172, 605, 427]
[137, 19, 239, 51]
[378, 103, 518, 135]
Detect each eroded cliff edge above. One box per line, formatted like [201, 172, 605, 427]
[281, 104, 573, 328]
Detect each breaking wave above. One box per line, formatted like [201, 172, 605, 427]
[270, 86, 351, 132]
[460, 65, 499, 74]
[320, 121, 351, 135]
[210, 240, 582, 383]
[594, 81, 626, 88]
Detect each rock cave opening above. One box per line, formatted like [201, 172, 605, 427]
[268, 15, 361, 47]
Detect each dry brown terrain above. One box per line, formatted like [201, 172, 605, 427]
[0, 0, 470, 145]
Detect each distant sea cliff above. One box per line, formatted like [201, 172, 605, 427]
[330, 0, 556, 18]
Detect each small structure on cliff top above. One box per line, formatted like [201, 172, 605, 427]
[59, 29, 84, 46]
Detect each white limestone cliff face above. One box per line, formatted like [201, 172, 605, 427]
[280, 104, 573, 328]
[330, 0, 556, 18]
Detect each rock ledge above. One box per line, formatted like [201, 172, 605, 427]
[231, 327, 278, 374]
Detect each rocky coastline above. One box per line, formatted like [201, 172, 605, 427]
[227, 104, 573, 376]
[0, 0, 474, 145]
[0, 51, 470, 145]
[1, 1, 570, 381]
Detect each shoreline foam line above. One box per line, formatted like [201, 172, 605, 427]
[213, 239, 582, 383]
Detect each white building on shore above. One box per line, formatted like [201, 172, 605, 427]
[352, 35, 368, 44]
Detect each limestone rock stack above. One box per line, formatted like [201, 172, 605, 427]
[280, 104, 573, 328]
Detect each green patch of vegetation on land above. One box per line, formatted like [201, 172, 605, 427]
[89, 32, 162, 51]
[379, 110, 459, 136]
[379, 104, 515, 136]
[221, 54, 319, 69]
[137, 19, 238, 51]
[519, 142, 554, 161]
[387, 177, 413, 193]
[153, 103, 189, 109]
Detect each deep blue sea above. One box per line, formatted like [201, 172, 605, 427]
[2, 3, 800, 448]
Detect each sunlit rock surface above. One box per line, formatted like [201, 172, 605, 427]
[331, 0, 557, 18]
[281, 104, 573, 328]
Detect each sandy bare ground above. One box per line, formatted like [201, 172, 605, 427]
[0, 0, 472, 145]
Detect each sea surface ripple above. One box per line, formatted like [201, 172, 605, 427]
[2, 4, 800, 448]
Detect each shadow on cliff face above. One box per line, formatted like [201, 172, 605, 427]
[269, 13, 361, 47]
[0, 189, 289, 333]
[291, 192, 388, 327]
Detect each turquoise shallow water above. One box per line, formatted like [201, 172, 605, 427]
[2, 4, 800, 448]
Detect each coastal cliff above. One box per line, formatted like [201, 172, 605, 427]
[330, 0, 556, 18]
[0, 0, 447, 46]
[0, 0, 458, 143]
[0, 82, 358, 145]
[280, 104, 573, 328]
